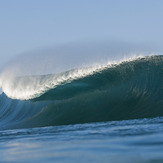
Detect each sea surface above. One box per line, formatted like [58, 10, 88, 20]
[0, 117, 163, 163]
[0, 55, 163, 162]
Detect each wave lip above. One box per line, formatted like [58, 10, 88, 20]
[2, 65, 107, 100]
[0, 55, 163, 130]
[1, 55, 144, 100]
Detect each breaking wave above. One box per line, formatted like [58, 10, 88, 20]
[0, 55, 163, 130]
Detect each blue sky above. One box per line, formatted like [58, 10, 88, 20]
[0, 0, 163, 68]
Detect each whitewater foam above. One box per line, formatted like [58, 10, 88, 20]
[0, 55, 144, 100]
[0, 65, 105, 100]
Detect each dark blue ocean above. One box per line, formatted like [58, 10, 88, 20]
[0, 117, 163, 163]
[0, 55, 163, 162]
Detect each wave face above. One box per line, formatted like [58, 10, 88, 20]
[0, 55, 163, 130]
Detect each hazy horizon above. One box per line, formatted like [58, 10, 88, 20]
[1, 0, 163, 69]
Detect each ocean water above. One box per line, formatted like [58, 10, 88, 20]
[0, 117, 163, 163]
[0, 55, 163, 162]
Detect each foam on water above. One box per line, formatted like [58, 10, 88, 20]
[0, 55, 144, 100]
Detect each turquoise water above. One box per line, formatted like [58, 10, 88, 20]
[0, 117, 163, 163]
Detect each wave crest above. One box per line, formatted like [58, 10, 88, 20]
[1, 55, 144, 100]
[0, 55, 163, 130]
